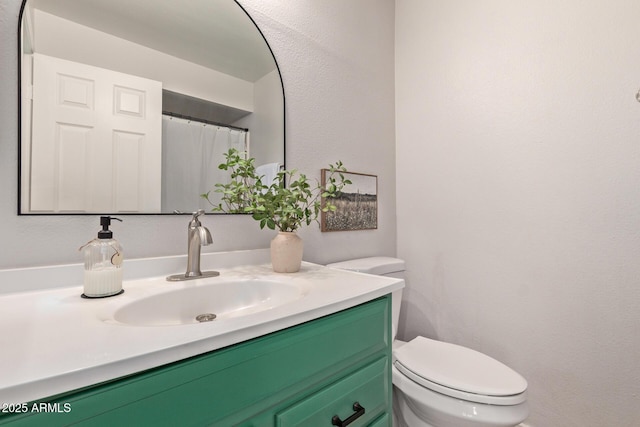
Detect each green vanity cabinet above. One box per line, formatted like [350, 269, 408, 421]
[1, 296, 392, 426]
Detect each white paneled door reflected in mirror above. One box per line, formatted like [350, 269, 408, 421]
[19, 0, 284, 214]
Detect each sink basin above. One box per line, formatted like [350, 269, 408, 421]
[113, 279, 303, 326]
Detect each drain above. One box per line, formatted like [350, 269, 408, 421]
[195, 313, 217, 323]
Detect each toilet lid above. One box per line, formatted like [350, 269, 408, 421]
[394, 337, 527, 405]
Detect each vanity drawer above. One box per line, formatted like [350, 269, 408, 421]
[369, 413, 390, 427]
[276, 357, 389, 427]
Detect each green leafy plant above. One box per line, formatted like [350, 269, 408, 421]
[202, 149, 351, 232]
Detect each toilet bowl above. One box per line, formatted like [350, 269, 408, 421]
[327, 257, 529, 427]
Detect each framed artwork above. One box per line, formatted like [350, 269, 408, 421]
[321, 170, 378, 232]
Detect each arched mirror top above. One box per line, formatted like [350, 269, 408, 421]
[18, 0, 285, 215]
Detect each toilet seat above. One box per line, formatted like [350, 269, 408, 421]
[393, 337, 527, 406]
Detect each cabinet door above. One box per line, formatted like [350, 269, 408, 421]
[276, 357, 389, 427]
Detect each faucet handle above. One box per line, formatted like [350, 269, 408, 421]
[189, 209, 206, 226]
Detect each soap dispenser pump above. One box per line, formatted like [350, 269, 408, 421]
[80, 216, 124, 298]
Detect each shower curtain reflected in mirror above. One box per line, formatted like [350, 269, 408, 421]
[161, 116, 247, 213]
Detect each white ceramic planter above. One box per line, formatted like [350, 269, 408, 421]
[270, 231, 303, 273]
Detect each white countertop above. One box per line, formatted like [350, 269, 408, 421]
[0, 251, 403, 405]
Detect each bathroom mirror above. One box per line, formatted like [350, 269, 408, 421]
[18, 0, 284, 215]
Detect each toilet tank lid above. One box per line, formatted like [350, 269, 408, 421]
[327, 257, 405, 275]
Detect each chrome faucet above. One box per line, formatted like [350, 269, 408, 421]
[167, 210, 219, 281]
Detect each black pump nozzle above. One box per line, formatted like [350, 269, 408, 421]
[98, 216, 122, 239]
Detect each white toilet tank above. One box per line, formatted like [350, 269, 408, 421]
[326, 257, 404, 340]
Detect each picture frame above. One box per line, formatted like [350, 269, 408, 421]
[321, 170, 378, 232]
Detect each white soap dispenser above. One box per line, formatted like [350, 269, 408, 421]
[80, 216, 124, 298]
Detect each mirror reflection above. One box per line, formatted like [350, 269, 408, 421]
[19, 0, 284, 214]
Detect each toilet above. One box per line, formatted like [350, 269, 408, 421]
[327, 257, 529, 427]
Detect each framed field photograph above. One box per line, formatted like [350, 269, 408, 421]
[321, 170, 378, 232]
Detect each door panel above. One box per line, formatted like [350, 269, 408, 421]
[30, 53, 162, 212]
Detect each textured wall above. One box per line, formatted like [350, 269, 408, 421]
[0, 0, 396, 271]
[396, 1, 640, 425]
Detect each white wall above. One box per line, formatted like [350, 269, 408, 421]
[0, 0, 396, 271]
[396, 1, 640, 426]
[234, 69, 285, 165]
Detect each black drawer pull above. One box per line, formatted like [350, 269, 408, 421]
[331, 402, 365, 427]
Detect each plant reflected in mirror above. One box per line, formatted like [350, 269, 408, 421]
[202, 149, 350, 232]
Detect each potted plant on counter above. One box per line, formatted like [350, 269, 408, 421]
[202, 148, 351, 272]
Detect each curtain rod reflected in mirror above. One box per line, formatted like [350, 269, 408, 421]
[18, 0, 285, 215]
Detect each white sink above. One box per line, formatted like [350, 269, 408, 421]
[113, 279, 303, 326]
